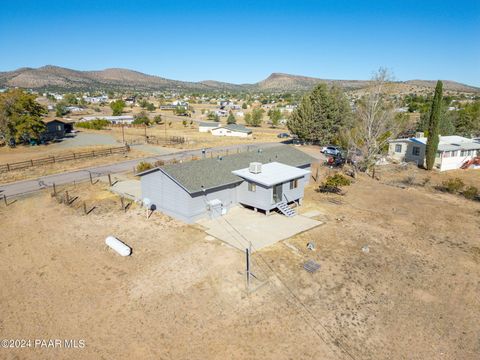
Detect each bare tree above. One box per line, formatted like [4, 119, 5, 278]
[347, 68, 404, 176]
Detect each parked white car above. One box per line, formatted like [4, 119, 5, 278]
[321, 146, 341, 156]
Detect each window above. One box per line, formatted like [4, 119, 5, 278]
[443, 151, 450, 158]
[290, 179, 298, 189]
[451, 151, 457, 157]
[248, 182, 256, 192]
[461, 150, 467, 156]
[412, 146, 420, 156]
[395, 144, 402, 153]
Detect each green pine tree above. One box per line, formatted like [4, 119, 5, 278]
[425, 80, 443, 170]
[227, 113, 236, 124]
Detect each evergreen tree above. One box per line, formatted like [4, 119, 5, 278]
[110, 100, 126, 116]
[227, 113, 236, 124]
[0, 89, 47, 142]
[425, 81, 443, 170]
[287, 83, 351, 144]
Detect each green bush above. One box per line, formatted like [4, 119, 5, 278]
[318, 173, 351, 194]
[441, 178, 465, 193]
[75, 119, 110, 130]
[324, 173, 351, 187]
[463, 186, 479, 200]
[136, 161, 153, 173]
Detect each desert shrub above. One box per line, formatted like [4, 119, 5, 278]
[421, 176, 431, 187]
[318, 173, 351, 194]
[325, 173, 351, 187]
[136, 161, 152, 173]
[75, 119, 110, 130]
[441, 177, 465, 193]
[153, 159, 165, 167]
[402, 175, 416, 186]
[463, 186, 479, 200]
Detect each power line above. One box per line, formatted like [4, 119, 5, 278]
[220, 215, 357, 360]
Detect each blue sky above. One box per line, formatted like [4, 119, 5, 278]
[0, 0, 479, 86]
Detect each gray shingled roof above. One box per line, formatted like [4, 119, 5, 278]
[217, 124, 252, 133]
[139, 145, 315, 194]
[199, 122, 220, 127]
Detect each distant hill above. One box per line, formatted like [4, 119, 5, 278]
[0, 65, 478, 94]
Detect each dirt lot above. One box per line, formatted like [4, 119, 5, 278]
[104, 120, 285, 150]
[1, 166, 479, 359]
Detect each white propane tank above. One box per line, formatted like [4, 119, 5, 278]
[105, 236, 131, 257]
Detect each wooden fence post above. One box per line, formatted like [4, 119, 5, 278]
[89, 172, 93, 184]
[3, 195, 7, 206]
[108, 174, 112, 186]
[65, 191, 69, 204]
[83, 202, 87, 215]
[52, 183, 57, 196]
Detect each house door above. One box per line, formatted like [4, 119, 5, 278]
[273, 183, 283, 203]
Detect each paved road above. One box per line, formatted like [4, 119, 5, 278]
[0, 142, 281, 197]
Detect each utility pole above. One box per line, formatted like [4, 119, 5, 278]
[144, 123, 147, 141]
[121, 124, 125, 144]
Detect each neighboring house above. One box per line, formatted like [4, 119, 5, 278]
[198, 122, 221, 133]
[388, 134, 480, 171]
[211, 124, 252, 137]
[172, 100, 189, 107]
[65, 106, 85, 112]
[214, 109, 229, 117]
[138, 146, 314, 223]
[79, 115, 134, 124]
[83, 95, 109, 103]
[42, 119, 69, 140]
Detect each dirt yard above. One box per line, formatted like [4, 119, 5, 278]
[104, 121, 285, 150]
[1, 166, 479, 359]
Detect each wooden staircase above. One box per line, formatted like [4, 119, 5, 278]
[277, 201, 296, 217]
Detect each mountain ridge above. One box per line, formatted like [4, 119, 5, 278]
[0, 65, 478, 93]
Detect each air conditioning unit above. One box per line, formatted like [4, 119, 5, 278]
[249, 162, 262, 174]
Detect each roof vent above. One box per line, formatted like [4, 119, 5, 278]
[249, 162, 262, 174]
[415, 132, 424, 138]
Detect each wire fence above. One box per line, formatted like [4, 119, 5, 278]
[0, 145, 130, 173]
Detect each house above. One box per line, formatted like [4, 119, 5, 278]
[214, 109, 229, 117]
[42, 119, 69, 140]
[79, 115, 134, 124]
[137, 146, 314, 223]
[388, 133, 480, 171]
[83, 95, 109, 104]
[65, 106, 85, 112]
[198, 122, 221, 133]
[172, 100, 189, 108]
[211, 124, 252, 137]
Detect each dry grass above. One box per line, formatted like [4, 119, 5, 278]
[1, 166, 479, 359]
[0, 149, 147, 185]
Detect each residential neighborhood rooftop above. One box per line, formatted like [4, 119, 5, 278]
[392, 135, 480, 152]
[199, 122, 220, 127]
[137, 145, 315, 194]
[232, 162, 310, 187]
[214, 124, 252, 134]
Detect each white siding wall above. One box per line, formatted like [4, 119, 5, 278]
[388, 141, 425, 165]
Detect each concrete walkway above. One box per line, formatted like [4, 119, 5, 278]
[109, 180, 142, 200]
[197, 207, 322, 252]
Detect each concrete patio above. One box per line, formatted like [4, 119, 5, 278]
[197, 206, 322, 252]
[109, 179, 142, 200]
